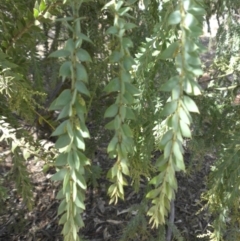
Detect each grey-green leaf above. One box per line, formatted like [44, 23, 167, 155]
[183, 96, 199, 113]
[168, 10, 181, 25]
[160, 42, 179, 60]
[75, 80, 90, 97]
[104, 104, 119, 118]
[51, 168, 68, 181]
[76, 48, 92, 62]
[49, 49, 70, 58]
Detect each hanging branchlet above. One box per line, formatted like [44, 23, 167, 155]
[49, 0, 92, 240]
[146, 0, 205, 228]
[103, 0, 139, 204]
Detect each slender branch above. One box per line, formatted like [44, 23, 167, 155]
[5, 1, 62, 53]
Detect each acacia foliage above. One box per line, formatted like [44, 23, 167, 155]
[1, 0, 240, 240]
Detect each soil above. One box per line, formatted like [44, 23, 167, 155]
[0, 35, 218, 241]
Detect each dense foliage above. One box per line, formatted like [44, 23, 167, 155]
[1, 0, 240, 240]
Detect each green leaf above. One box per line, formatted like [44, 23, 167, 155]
[106, 26, 118, 35]
[76, 48, 92, 62]
[161, 76, 179, 91]
[104, 104, 119, 118]
[51, 120, 68, 136]
[75, 80, 90, 97]
[171, 113, 179, 131]
[123, 91, 134, 104]
[58, 199, 67, 216]
[125, 107, 135, 120]
[75, 192, 85, 209]
[184, 13, 198, 29]
[104, 78, 120, 93]
[56, 188, 64, 199]
[39, 0, 46, 11]
[55, 134, 71, 149]
[190, 66, 203, 76]
[72, 181, 77, 201]
[49, 49, 70, 58]
[78, 123, 90, 138]
[172, 85, 181, 100]
[51, 168, 68, 181]
[33, 8, 39, 18]
[59, 61, 72, 78]
[174, 155, 185, 171]
[146, 188, 161, 199]
[105, 120, 115, 130]
[180, 120, 192, 138]
[125, 83, 139, 96]
[124, 22, 137, 30]
[59, 213, 67, 224]
[115, 1, 124, 11]
[119, 7, 131, 16]
[74, 170, 87, 190]
[67, 150, 74, 169]
[173, 141, 183, 162]
[110, 51, 123, 62]
[55, 89, 72, 106]
[74, 134, 85, 150]
[73, 150, 80, 170]
[121, 161, 129, 175]
[57, 104, 71, 120]
[65, 39, 74, 54]
[122, 37, 133, 48]
[122, 123, 133, 137]
[76, 63, 88, 83]
[188, 7, 206, 16]
[126, 0, 138, 5]
[120, 105, 126, 121]
[107, 135, 118, 153]
[55, 153, 68, 166]
[123, 56, 135, 71]
[78, 150, 90, 166]
[149, 172, 165, 186]
[179, 107, 191, 124]
[121, 70, 132, 83]
[168, 10, 181, 25]
[191, 81, 202, 95]
[164, 141, 172, 159]
[183, 96, 199, 113]
[114, 115, 121, 129]
[183, 78, 192, 94]
[160, 41, 179, 60]
[23, 149, 30, 160]
[160, 130, 173, 147]
[77, 33, 93, 44]
[161, 100, 178, 116]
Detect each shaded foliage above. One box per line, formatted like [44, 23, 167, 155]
[1, 0, 240, 240]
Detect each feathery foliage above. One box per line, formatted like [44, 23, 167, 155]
[1, 0, 240, 240]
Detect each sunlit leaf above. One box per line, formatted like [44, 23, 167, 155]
[183, 96, 199, 113]
[168, 10, 181, 25]
[180, 120, 191, 138]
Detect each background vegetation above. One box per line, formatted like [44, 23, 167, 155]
[1, 0, 240, 240]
